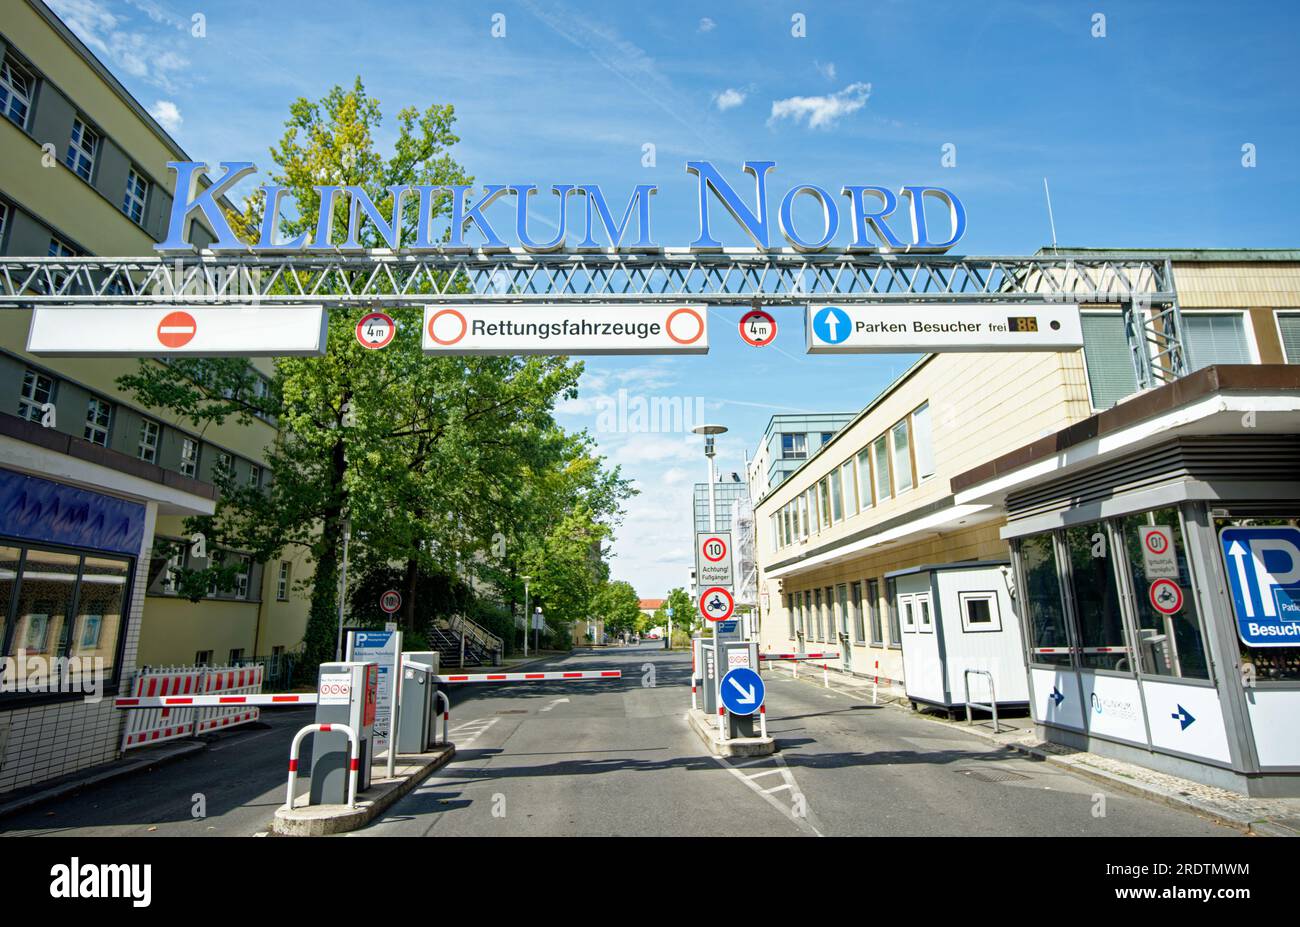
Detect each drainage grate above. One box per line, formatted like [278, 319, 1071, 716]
[959, 767, 1031, 783]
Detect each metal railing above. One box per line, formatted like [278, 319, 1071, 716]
[963, 669, 1000, 734]
[446, 613, 503, 659]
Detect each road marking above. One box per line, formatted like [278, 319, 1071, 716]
[539, 698, 570, 712]
[712, 752, 822, 837]
[449, 718, 499, 748]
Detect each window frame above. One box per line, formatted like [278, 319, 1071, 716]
[1274, 311, 1300, 364]
[0, 56, 34, 130]
[891, 418, 914, 493]
[83, 396, 112, 447]
[137, 418, 160, 463]
[873, 434, 892, 501]
[123, 167, 150, 225]
[18, 368, 56, 422]
[959, 590, 1002, 633]
[65, 117, 100, 183]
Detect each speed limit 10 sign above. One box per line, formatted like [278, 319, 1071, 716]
[379, 589, 402, 614]
[695, 531, 734, 588]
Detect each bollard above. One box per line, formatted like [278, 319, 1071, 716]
[873, 660, 879, 704]
[823, 663, 829, 688]
[718, 706, 728, 742]
[434, 690, 451, 746]
[759, 703, 768, 739]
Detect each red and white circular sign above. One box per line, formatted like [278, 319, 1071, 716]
[699, 586, 735, 622]
[1149, 578, 1183, 615]
[738, 309, 777, 347]
[356, 312, 396, 349]
[665, 307, 705, 345]
[428, 308, 468, 346]
[1143, 529, 1170, 556]
[701, 536, 728, 562]
[157, 310, 197, 349]
[380, 589, 403, 614]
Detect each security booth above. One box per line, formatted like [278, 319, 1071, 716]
[891, 561, 1029, 712]
[952, 365, 1300, 796]
[310, 661, 379, 804]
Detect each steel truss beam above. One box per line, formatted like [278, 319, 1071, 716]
[0, 250, 1177, 308]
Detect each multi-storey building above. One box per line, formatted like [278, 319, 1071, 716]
[0, 0, 310, 795]
[747, 412, 856, 500]
[753, 250, 1300, 795]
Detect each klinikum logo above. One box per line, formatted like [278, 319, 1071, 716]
[50, 858, 151, 908]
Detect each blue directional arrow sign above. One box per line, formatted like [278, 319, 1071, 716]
[1049, 686, 1065, 707]
[1219, 526, 1300, 647]
[720, 667, 765, 716]
[812, 306, 852, 345]
[1171, 704, 1196, 731]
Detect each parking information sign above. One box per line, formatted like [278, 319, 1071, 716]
[695, 532, 734, 588]
[350, 630, 399, 754]
[423, 304, 708, 355]
[1220, 526, 1300, 647]
[805, 302, 1083, 354]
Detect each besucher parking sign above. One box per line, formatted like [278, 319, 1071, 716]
[1220, 526, 1300, 647]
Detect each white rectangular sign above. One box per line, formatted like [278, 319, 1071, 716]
[422, 304, 708, 355]
[695, 531, 734, 589]
[350, 630, 399, 755]
[318, 672, 352, 706]
[805, 302, 1083, 354]
[27, 305, 329, 357]
[1139, 526, 1179, 578]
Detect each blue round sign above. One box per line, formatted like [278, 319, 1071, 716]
[812, 306, 851, 345]
[720, 666, 765, 716]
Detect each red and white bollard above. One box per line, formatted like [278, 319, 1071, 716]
[434, 690, 451, 746]
[758, 703, 768, 739]
[285, 723, 359, 809]
[823, 663, 830, 688]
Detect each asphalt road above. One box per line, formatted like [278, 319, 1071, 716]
[0, 642, 1237, 837]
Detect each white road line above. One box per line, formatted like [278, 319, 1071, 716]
[539, 698, 570, 712]
[744, 768, 784, 780]
[449, 718, 499, 748]
[712, 752, 823, 837]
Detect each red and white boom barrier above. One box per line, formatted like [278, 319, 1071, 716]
[758, 652, 840, 661]
[436, 670, 622, 683]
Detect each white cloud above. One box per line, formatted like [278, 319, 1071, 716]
[769, 81, 872, 130]
[713, 88, 746, 112]
[698, 17, 717, 32]
[48, 0, 191, 93]
[148, 99, 183, 133]
[816, 60, 837, 81]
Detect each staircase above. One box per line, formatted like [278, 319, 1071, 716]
[430, 614, 503, 668]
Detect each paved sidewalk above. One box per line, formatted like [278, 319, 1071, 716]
[765, 659, 1300, 837]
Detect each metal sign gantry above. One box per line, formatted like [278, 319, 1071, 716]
[0, 250, 1188, 387]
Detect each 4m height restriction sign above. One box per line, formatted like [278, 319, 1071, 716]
[695, 532, 734, 588]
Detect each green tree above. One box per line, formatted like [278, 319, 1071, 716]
[592, 580, 642, 638]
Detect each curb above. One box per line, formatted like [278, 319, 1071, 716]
[271, 744, 456, 836]
[685, 708, 776, 757]
[0, 740, 207, 821]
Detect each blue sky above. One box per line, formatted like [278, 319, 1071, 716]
[49, 0, 1299, 595]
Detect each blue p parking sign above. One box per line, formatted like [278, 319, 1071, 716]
[1220, 527, 1300, 647]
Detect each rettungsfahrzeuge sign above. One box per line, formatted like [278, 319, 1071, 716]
[805, 303, 1083, 354]
[26, 305, 329, 357]
[422, 304, 708, 355]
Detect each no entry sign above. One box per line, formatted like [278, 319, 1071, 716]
[379, 590, 402, 614]
[739, 309, 777, 347]
[355, 311, 396, 349]
[27, 305, 329, 356]
[422, 304, 709, 355]
[699, 586, 735, 622]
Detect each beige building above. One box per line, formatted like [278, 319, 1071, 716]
[0, 0, 310, 794]
[753, 251, 1300, 794]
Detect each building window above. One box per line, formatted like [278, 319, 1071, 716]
[850, 581, 865, 642]
[1278, 313, 1300, 363]
[65, 118, 100, 182]
[959, 591, 1002, 633]
[83, 397, 112, 446]
[249, 463, 263, 489]
[137, 419, 160, 462]
[912, 402, 935, 480]
[0, 200, 9, 244]
[1064, 523, 1127, 671]
[856, 448, 873, 509]
[195, 650, 213, 665]
[828, 469, 843, 523]
[799, 492, 810, 538]
[229, 648, 245, 664]
[1183, 312, 1251, 371]
[0, 57, 33, 129]
[818, 478, 831, 529]
[179, 437, 199, 477]
[873, 435, 891, 501]
[786, 593, 796, 639]
[886, 577, 901, 647]
[780, 433, 807, 459]
[820, 432, 833, 444]
[18, 368, 55, 422]
[1018, 533, 1072, 666]
[891, 419, 913, 493]
[233, 555, 251, 600]
[216, 451, 233, 480]
[841, 460, 857, 516]
[1081, 313, 1139, 410]
[835, 584, 849, 640]
[123, 168, 149, 225]
[867, 579, 883, 645]
[813, 588, 824, 640]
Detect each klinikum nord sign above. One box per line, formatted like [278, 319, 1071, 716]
[154, 161, 967, 255]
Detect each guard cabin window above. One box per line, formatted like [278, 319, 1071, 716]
[1018, 533, 1072, 666]
[959, 591, 1001, 633]
[65, 118, 99, 182]
[1065, 523, 1128, 671]
[886, 577, 901, 647]
[0, 57, 33, 129]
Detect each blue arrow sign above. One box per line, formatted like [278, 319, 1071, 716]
[1171, 704, 1196, 731]
[720, 667, 765, 716]
[1220, 526, 1300, 647]
[1049, 685, 1065, 707]
[812, 306, 852, 345]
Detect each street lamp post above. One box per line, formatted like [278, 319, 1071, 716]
[334, 516, 351, 661]
[522, 575, 531, 658]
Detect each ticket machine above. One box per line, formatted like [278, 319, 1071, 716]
[310, 661, 378, 805]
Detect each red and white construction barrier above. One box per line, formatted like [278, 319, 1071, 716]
[115, 693, 317, 708]
[285, 723, 359, 809]
[435, 670, 622, 683]
[120, 667, 203, 748]
[195, 664, 263, 734]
